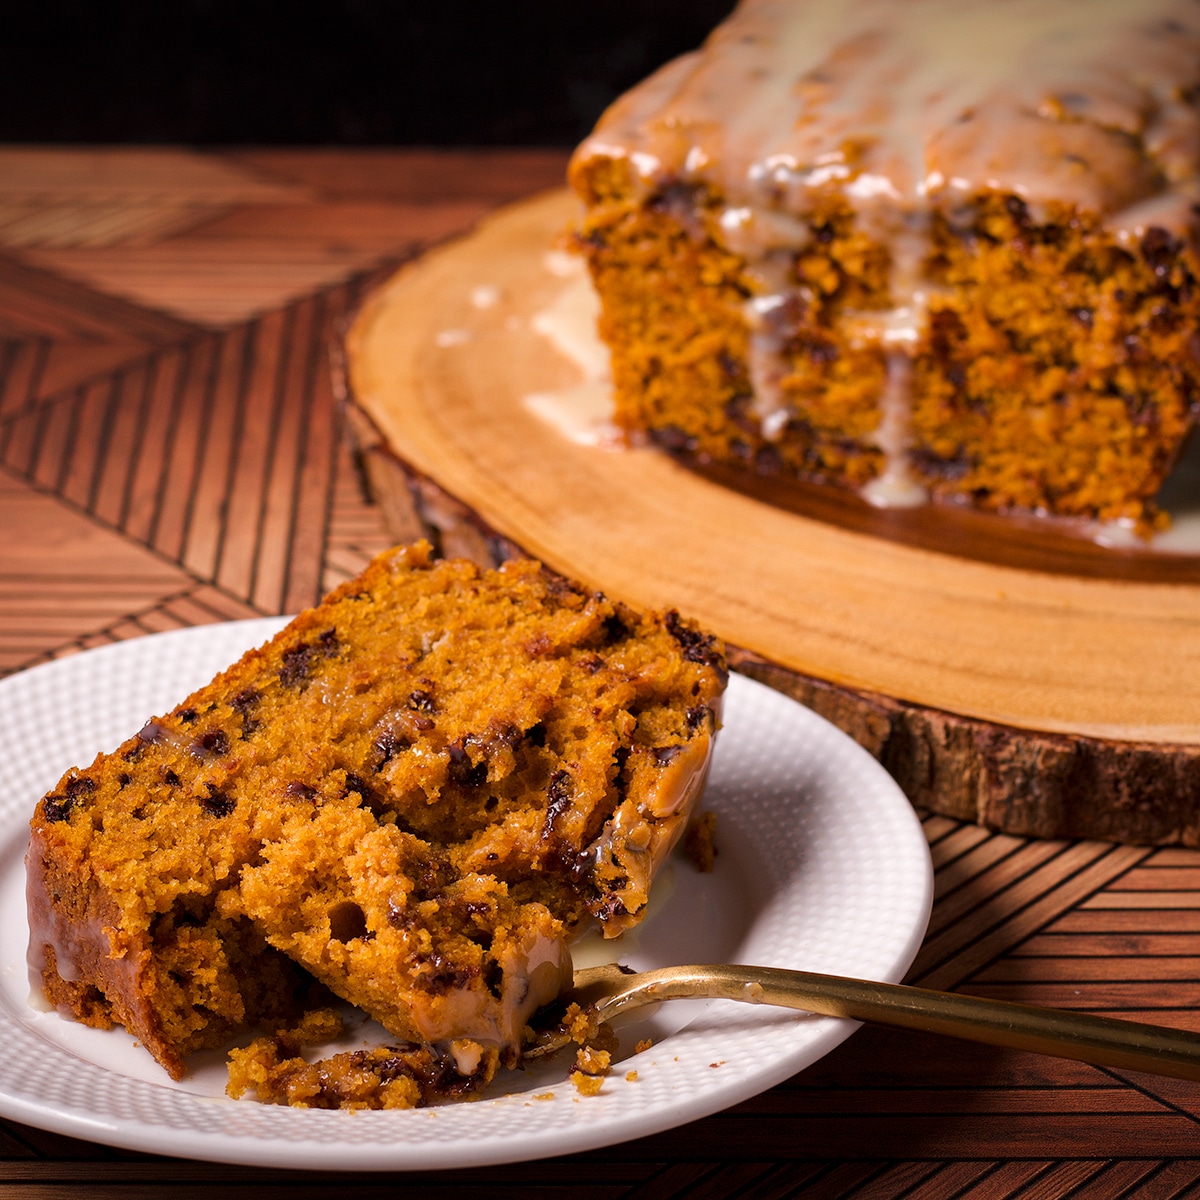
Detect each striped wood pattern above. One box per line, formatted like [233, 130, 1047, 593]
[1, 149, 1200, 1198]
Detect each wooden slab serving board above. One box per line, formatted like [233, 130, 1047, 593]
[343, 188, 1200, 846]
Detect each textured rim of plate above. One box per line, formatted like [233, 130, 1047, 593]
[0, 620, 932, 1171]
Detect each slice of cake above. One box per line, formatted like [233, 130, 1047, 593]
[569, 0, 1200, 527]
[26, 542, 725, 1087]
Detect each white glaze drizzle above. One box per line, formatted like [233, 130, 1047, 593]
[524, 257, 621, 447]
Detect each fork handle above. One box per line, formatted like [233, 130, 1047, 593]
[617, 964, 1200, 1081]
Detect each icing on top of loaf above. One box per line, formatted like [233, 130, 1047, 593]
[575, 0, 1200, 239]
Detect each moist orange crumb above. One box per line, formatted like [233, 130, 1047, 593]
[574, 1045, 612, 1076]
[570, 1071, 606, 1097]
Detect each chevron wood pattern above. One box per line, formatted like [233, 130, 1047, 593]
[1, 148, 1199, 1198]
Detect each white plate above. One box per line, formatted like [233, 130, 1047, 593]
[0, 620, 932, 1170]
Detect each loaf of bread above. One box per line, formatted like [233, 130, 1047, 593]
[569, 0, 1200, 528]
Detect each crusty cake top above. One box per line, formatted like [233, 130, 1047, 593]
[574, 0, 1200, 240]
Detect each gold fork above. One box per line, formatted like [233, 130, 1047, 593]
[524, 961, 1200, 1081]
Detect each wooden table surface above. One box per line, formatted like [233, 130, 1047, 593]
[2, 147, 1200, 1198]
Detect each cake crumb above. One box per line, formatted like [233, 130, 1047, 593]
[562, 1002, 620, 1055]
[683, 811, 718, 872]
[568, 1042, 612, 1097]
[570, 1070, 606, 1096]
[574, 1045, 612, 1076]
[277, 1006, 344, 1049]
[625, 1070, 638, 1082]
[635, 1038, 653, 1054]
[226, 1029, 497, 1110]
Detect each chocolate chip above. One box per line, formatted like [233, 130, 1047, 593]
[910, 447, 972, 481]
[190, 729, 229, 761]
[420, 950, 476, 995]
[650, 425, 697, 455]
[277, 632, 339, 687]
[278, 644, 315, 686]
[199, 784, 234, 817]
[483, 959, 504, 999]
[602, 611, 631, 645]
[285, 781, 317, 800]
[42, 794, 74, 823]
[408, 689, 436, 714]
[486, 724, 522, 751]
[1004, 195, 1030, 228]
[1142, 226, 1177, 278]
[177, 707, 198, 724]
[230, 688, 260, 736]
[373, 729, 411, 769]
[525, 631, 553, 658]
[594, 894, 629, 922]
[653, 745, 685, 766]
[45, 777, 97, 820]
[724, 392, 756, 433]
[344, 772, 384, 815]
[805, 338, 839, 366]
[754, 445, 783, 475]
[447, 743, 487, 787]
[665, 610, 724, 670]
[717, 350, 742, 379]
[646, 180, 701, 214]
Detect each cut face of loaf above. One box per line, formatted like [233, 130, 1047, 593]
[26, 542, 726, 1080]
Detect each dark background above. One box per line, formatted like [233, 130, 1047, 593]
[0, 1, 737, 146]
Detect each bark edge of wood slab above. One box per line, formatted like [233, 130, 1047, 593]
[336, 189, 1200, 848]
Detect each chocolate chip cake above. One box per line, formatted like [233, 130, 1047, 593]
[26, 542, 726, 1098]
[569, 0, 1200, 527]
